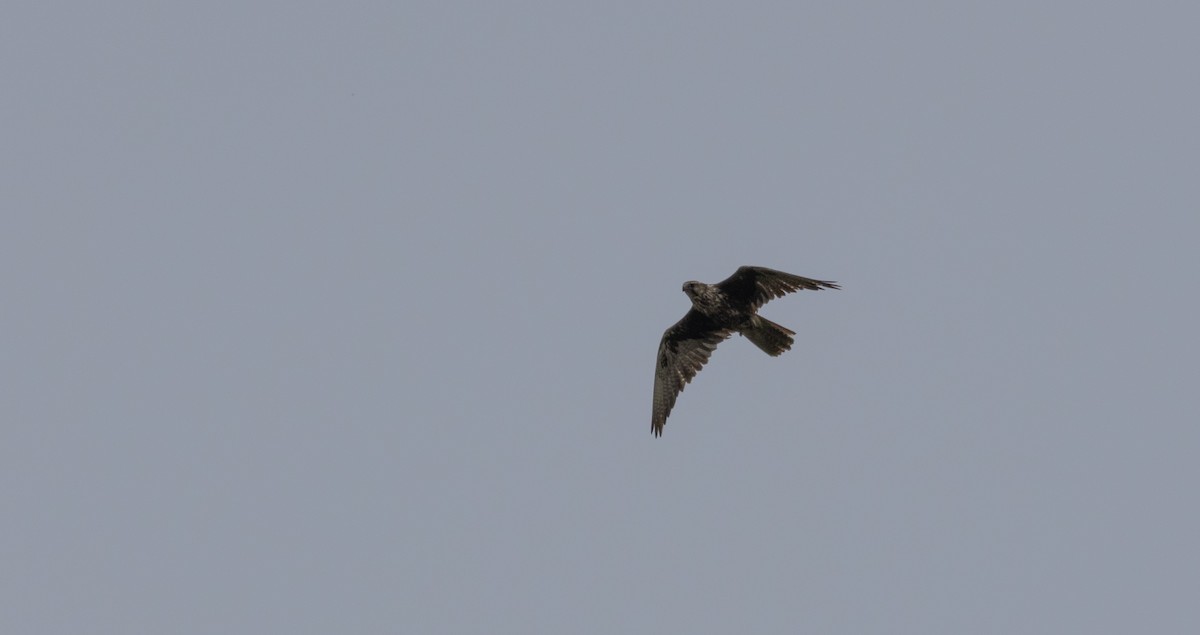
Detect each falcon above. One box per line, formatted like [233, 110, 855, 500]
[651, 266, 839, 437]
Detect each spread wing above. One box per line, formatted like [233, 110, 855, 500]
[651, 310, 734, 437]
[715, 266, 840, 312]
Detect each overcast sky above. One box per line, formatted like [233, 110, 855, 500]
[4, 2, 1199, 633]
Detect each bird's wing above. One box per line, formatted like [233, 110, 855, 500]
[652, 310, 734, 437]
[715, 266, 840, 312]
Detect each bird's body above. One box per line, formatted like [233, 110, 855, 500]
[651, 266, 839, 437]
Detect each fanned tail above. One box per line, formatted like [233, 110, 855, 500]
[739, 315, 795, 357]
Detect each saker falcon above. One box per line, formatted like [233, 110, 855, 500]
[651, 266, 839, 437]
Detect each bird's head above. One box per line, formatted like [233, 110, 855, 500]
[682, 281, 701, 300]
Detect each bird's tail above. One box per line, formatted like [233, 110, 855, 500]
[740, 315, 795, 357]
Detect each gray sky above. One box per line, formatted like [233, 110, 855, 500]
[4, 2, 1198, 633]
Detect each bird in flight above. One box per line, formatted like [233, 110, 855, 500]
[651, 266, 839, 437]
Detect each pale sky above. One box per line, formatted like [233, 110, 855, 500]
[4, 2, 1199, 633]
